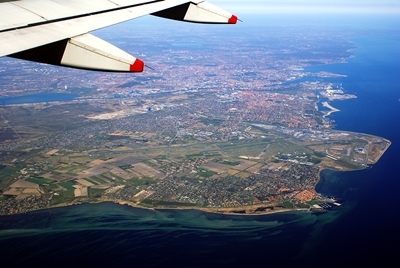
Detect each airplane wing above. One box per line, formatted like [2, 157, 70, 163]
[0, 0, 237, 72]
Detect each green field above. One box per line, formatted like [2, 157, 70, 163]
[280, 201, 294, 209]
[88, 188, 107, 198]
[221, 160, 241, 166]
[50, 191, 75, 205]
[59, 181, 75, 191]
[48, 184, 59, 190]
[126, 177, 157, 187]
[197, 169, 217, 178]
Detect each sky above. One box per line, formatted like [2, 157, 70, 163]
[212, 0, 400, 14]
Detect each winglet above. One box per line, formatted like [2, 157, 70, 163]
[130, 59, 144, 72]
[228, 15, 238, 24]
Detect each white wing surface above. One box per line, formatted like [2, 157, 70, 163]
[0, 0, 237, 72]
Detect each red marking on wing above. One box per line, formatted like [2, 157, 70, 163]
[130, 59, 144, 72]
[228, 15, 238, 24]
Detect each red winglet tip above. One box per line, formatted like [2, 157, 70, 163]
[130, 59, 144, 72]
[228, 15, 238, 24]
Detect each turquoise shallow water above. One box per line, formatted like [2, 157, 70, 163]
[0, 202, 348, 266]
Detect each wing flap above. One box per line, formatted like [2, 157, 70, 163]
[63, 34, 144, 72]
[11, 34, 144, 72]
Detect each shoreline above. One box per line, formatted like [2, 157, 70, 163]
[0, 191, 325, 218]
[322, 101, 340, 117]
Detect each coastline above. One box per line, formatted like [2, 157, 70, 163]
[0, 194, 321, 218]
[55, 199, 311, 217]
[322, 101, 340, 117]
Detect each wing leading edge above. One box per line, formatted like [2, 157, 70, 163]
[0, 0, 237, 72]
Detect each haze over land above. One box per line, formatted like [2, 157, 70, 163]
[213, 0, 400, 14]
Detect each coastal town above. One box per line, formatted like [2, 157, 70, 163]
[0, 21, 391, 216]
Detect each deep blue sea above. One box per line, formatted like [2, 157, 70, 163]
[1, 18, 400, 267]
[310, 34, 400, 266]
